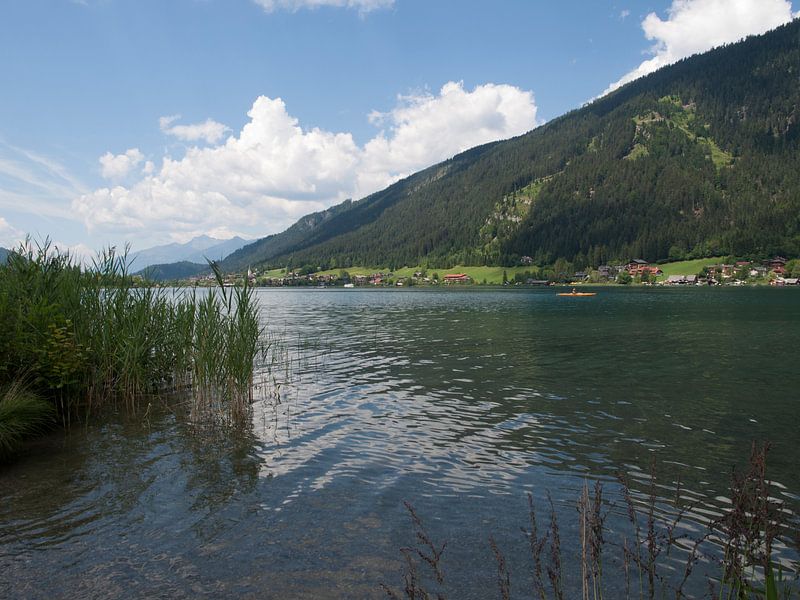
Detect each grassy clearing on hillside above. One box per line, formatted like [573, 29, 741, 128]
[438, 265, 534, 284]
[312, 265, 539, 284]
[657, 257, 723, 278]
[312, 258, 738, 285]
[259, 268, 286, 278]
[313, 267, 379, 277]
[630, 97, 733, 170]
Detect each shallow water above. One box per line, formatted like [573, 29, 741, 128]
[2, 287, 798, 598]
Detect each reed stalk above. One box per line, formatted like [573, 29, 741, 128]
[0, 239, 266, 454]
[389, 448, 798, 599]
[0, 379, 55, 460]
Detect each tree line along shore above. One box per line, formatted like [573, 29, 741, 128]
[158, 256, 800, 288]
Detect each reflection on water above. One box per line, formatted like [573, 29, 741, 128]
[1, 287, 798, 598]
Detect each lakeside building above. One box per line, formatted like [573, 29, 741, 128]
[665, 275, 698, 285]
[625, 259, 663, 277]
[443, 273, 471, 284]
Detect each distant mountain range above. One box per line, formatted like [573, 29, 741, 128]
[221, 20, 800, 272]
[130, 235, 248, 271]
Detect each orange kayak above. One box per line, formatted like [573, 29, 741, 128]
[557, 292, 597, 297]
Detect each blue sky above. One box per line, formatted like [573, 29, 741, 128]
[0, 0, 797, 256]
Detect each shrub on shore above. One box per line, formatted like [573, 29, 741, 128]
[0, 240, 264, 459]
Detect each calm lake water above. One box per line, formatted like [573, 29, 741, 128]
[2, 287, 799, 598]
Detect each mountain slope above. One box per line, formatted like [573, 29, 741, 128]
[132, 235, 248, 270]
[138, 261, 209, 282]
[223, 20, 800, 271]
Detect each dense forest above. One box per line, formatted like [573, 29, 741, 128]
[222, 20, 800, 272]
[137, 261, 209, 282]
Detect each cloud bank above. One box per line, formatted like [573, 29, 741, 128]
[604, 0, 798, 95]
[0, 141, 87, 221]
[74, 82, 538, 244]
[100, 148, 145, 180]
[0, 217, 24, 249]
[252, 0, 394, 14]
[159, 115, 231, 144]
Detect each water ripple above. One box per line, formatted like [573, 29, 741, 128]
[2, 287, 799, 598]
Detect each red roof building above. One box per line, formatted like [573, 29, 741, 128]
[443, 273, 471, 283]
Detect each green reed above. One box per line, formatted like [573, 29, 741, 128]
[0, 239, 265, 456]
[0, 380, 55, 460]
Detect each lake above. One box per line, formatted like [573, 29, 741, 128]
[2, 286, 798, 598]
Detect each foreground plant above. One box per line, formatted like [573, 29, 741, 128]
[712, 443, 796, 600]
[381, 501, 448, 600]
[386, 446, 799, 599]
[0, 239, 265, 458]
[0, 380, 55, 461]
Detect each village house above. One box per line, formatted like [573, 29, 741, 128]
[766, 256, 787, 269]
[763, 256, 788, 275]
[443, 273, 471, 284]
[625, 258, 648, 270]
[625, 259, 663, 277]
[665, 274, 698, 285]
[597, 265, 614, 279]
[775, 277, 800, 286]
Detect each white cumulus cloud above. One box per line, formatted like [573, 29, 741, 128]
[159, 116, 230, 144]
[603, 0, 797, 95]
[253, 0, 394, 14]
[358, 81, 538, 195]
[73, 81, 539, 244]
[99, 148, 145, 180]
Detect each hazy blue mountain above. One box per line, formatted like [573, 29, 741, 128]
[131, 235, 248, 270]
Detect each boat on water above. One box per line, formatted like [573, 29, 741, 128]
[557, 288, 597, 297]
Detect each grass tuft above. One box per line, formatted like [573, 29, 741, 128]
[0, 380, 55, 460]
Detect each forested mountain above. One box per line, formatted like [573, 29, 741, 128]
[136, 261, 208, 282]
[223, 20, 800, 271]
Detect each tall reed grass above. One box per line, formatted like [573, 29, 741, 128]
[0, 380, 55, 460]
[0, 240, 264, 457]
